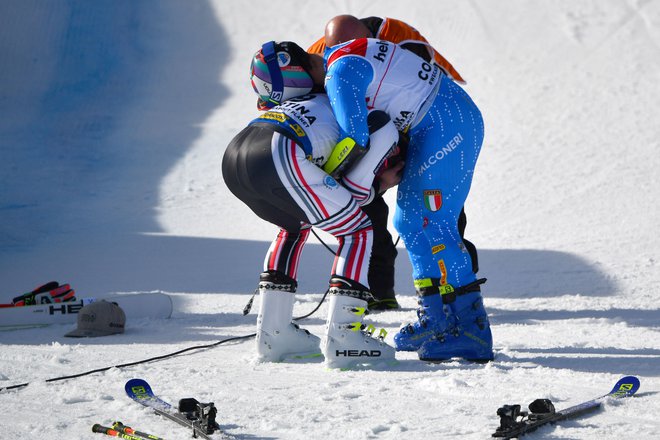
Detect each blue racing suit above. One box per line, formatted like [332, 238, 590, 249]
[324, 38, 484, 291]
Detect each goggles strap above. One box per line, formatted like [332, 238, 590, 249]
[261, 41, 284, 104]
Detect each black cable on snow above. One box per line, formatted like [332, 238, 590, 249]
[0, 290, 331, 393]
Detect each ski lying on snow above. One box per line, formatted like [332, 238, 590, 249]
[0, 293, 172, 329]
[492, 375, 640, 438]
[125, 378, 233, 439]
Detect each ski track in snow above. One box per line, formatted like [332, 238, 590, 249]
[1, 1, 659, 439]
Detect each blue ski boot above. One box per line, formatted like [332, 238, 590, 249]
[393, 283, 451, 352]
[418, 279, 494, 362]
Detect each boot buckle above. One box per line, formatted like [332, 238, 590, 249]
[347, 321, 363, 332]
[349, 306, 367, 316]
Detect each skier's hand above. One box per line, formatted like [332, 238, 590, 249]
[376, 161, 405, 193]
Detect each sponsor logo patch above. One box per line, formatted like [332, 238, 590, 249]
[417, 132, 464, 176]
[260, 111, 287, 122]
[432, 244, 446, 254]
[276, 51, 291, 67]
[438, 259, 448, 285]
[290, 123, 305, 137]
[323, 175, 339, 189]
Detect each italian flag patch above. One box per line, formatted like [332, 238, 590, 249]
[423, 190, 443, 211]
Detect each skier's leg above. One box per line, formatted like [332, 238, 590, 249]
[392, 79, 493, 361]
[362, 196, 399, 310]
[341, 110, 401, 310]
[265, 130, 395, 367]
[313, 201, 396, 369]
[223, 128, 325, 362]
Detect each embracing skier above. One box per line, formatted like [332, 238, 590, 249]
[226, 11, 495, 367]
[223, 41, 405, 368]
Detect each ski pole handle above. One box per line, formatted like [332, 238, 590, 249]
[112, 421, 166, 440]
[92, 424, 143, 440]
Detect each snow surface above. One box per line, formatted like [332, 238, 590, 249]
[1, 0, 659, 438]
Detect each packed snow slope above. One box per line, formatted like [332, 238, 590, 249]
[1, 0, 659, 439]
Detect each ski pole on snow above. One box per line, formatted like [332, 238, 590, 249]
[112, 421, 166, 440]
[92, 424, 143, 440]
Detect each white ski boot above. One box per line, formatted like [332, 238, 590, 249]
[322, 279, 396, 369]
[256, 288, 321, 362]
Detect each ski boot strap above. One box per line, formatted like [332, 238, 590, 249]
[328, 276, 374, 302]
[347, 322, 387, 339]
[244, 270, 297, 315]
[259, 270, 297, 292]
[413, 278, 487, 303]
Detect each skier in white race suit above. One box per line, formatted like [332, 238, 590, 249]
[224, 42, 406, 369]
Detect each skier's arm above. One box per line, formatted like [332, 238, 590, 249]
[341, 110, 401, 205]
[325, 55, 373, 147]
[322, 55, 374, 178]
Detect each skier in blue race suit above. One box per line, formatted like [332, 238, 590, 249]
[250, 37, 494, 362]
